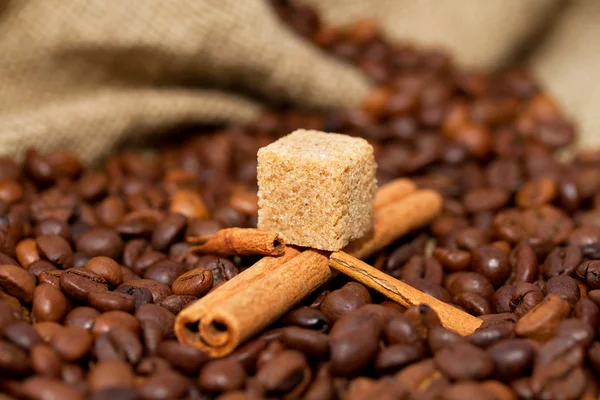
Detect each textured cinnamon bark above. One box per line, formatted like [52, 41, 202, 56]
[188, 228, 285, 256]
[329, 251, 483, 336]
[374, 178, 417, 210]
[345, 189, 443, 259]
[175, 247, 329, 357]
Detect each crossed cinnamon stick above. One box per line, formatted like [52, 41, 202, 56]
[175, 179, 483, 357]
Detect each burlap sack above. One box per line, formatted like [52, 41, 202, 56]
[0, 0, 597, 164]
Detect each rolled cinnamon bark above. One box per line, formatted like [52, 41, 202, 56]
[188, 228, 285, 256]
[346, 189, 443, 259]
[175, 248, 330, 357]
[374, 178, 417, 210]
[175, 184, 443, 357]
[329, 251, 483, 335]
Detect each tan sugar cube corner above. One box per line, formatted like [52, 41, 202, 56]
[257, 129, 377, 251]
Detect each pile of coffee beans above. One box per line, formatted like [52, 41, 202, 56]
[1, 1, 599, 399]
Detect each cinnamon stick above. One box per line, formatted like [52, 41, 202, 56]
[374, 178, 417, 210]
[345, 189, 443, 259]
[329, 251, 483, 335]
[175, 183, 443, 356]
[175, 248, 330, 357]
[188, 228, 285, 256]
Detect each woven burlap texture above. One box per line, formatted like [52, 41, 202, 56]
[0, 0, 369, 164]
[0, 0, 598, 164]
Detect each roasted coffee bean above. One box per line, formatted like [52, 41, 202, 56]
[64, 306, 100, 330]
[576, 260, 600, 289]
[492, 285, 516, 314]
[95, 196, 126, 229]
[88, 291, 136, 312]
[32, 283, 68, 322]
[19, 376, 83, 400]
[84, 256, 123, 288]
[200, 256, 239, 286]
[569, 225, 600, 258]
[375, 344, 423, 372]
[143, 259, 186, 286]
[453, 292, 491, 315]
[280, 326, 329, 358]
[93, 327, 143, 364]
[159, 294, 197, 314]
[27, 259, 56, 278]
[117, 279, 172, 303]
[255, 350, 311, 397]
[319, 282, 371, 322]
[151, 213, 186, 251]
[138, 371, 189, 400]
[171, 267, 213, 297]
[574, 297, 600, 329]
[0, 264, 36, 303]
[50, 326, 92, 361]
[445, 271, 495, 299]
[76, 227, 124, 259]
[487, 339, 534, 381]
[198, 359, 247, 392]
[88, 359, 134, 392]
[509, 283, 544, 317]
[36, 234, 74, 269]
[433, 247, 471, 271]
[59, 267, 108, 301]
[157, 340, 210, 374]
[30, 343, 62, 378]
[542, 244, 582, 278]
[330, 324, 379, 377]
[471, 245, 510, 286]
[510, 243, 538, 284]
[3, 320, 42, 350]
[544, 275, 580, 307]
[434, 342, 494, 380]
[93, 311, 141, 336]
[115, 284, 154, 308]
[515, 295, 571, 341]
[0, 339, 30, 376]
[37, 269, 62, 288]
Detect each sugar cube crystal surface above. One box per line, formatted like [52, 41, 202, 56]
[257, 129, 376, 251]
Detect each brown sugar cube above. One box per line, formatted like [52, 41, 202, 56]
[257, 129, 377, 251]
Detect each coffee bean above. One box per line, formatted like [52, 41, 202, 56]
[64, 306, 100, 330]
[88, 359, 134, 392]
[157, 340, 210, 374]
[403, 277, 451, 302]
[471, 245, 510, 286]
[88, 291, 136, 313]
[445, 272, 495, 299]
[487, 339, 534, 381]
[542, 244, 582, 278]
[76, 228, 124, 259]
[198, 359, 247, 392]
[33, 321, 64, 342]
[32, 283, 68, 322]
[30, 343, 62, 378]
[93, 311, 141, 336]
[282, 307, 330, 332]
[96, 196, 126, 229]
[93, 327, 143, 364]
[515, 295, 571, 341]
[574, 297, 600, 329]
[50, 326, 92, 361]
[88, 388, 140, 400]
[138, 371, 190, 400]
[85, 256, 123, 288]
[34, 218, 72, 243]
[0, 264, 36, 303]
[516, 177, 557, 209]
[143, 259, 186, 286]
[20, 376, 83, 400]
[434, 342, 494, 380]
[16, 238, 41, 268]
[36, 234, 73, 269]
[544, 275, 580, 307]
[27, 260, 56, 278]
[320, 282, 371, 321]
[510, 243, 538, 283]
[115, 284, 154, 308]
[159, 294, 197, 314]
[375, 344, 423, 372]
[0, 339, 30, 376]
[433, 247, 471, 271]
[151, 213, 186, 251]
[171, 267, 213, 297]
[453, 292, 491, 315]
[280, 326, 329, 358]
[59, 268, 108, 301]
[3, 320, 42, 350]
[255, 350, 311, 397]
[117, 279, 172, 303]
[330, 324, 379, 377]
[509, 283, 544, 317]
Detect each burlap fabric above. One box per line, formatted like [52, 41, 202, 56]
[0, 0, 598, 165]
